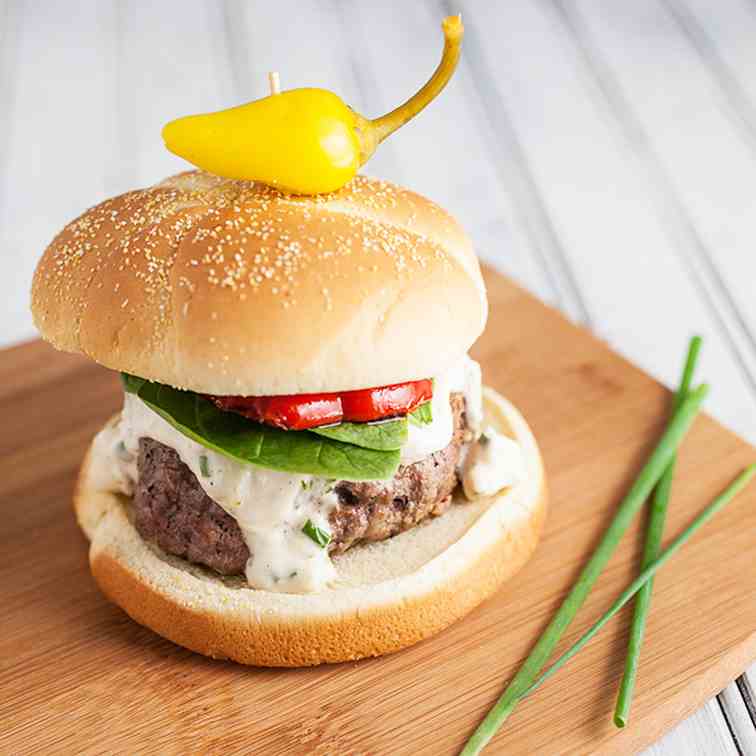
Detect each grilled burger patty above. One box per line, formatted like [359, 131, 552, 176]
[132, 394, 469, 576]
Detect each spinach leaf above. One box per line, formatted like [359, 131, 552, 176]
[311, 401, 434, 449]
[121, 374, 399, 480]
[409, 401, 433, 426]
[121, 373, 147, 394]
[311, 417, 407, 450]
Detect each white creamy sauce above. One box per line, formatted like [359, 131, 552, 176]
[90, 354, 519, 594]
[94, 394, 338, 593]
[463, 428, 525, 499]
[402, 355, 483, 464]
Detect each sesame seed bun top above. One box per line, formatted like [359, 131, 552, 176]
[31, 171, 487, 395]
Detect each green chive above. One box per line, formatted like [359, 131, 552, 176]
[459, 381, 709, 756]
[614, 335, 702, 728]
[199, 455, 211, 477]
[302, 519, 331, 548]
[520, 465, 756, 699]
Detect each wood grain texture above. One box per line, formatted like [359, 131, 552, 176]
[2, 268, 755, 755]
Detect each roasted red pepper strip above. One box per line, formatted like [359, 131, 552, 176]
[340, 380, 433, 423]
[208, 379, 433, 430]
[209, 393, 343, 431]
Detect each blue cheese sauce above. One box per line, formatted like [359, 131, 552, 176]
[402, 354, 482, 463]
[92, 396, 338, 593]
[91, 354, 519, 594]
[462, 428, 525, 498]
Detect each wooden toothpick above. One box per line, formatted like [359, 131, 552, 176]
[268, 71, 281, 95]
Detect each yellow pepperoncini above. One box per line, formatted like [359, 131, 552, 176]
[161, 15, 464, 195]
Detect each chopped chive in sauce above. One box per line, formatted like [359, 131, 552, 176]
[302, 520, 332, 548]
[199, 455, 211, 477]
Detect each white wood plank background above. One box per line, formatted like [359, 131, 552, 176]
[2, 1, 755, 752]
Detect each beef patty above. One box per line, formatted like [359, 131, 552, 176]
[132, 394, 468, 576]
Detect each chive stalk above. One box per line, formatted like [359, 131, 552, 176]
[459, 382, 709, 756]
[520, 465, 756, 698]
[614, 336, 702, 728]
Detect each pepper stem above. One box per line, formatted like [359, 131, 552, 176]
[356, 15, 464, 164]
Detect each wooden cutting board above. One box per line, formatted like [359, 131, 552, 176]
[2, 267, 756, 756]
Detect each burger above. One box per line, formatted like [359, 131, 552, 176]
[31, 170, 546, 666]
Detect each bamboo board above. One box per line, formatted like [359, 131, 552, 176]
[2, 268, 756, 755]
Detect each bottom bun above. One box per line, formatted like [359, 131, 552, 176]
[75, 387, 547, 667]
